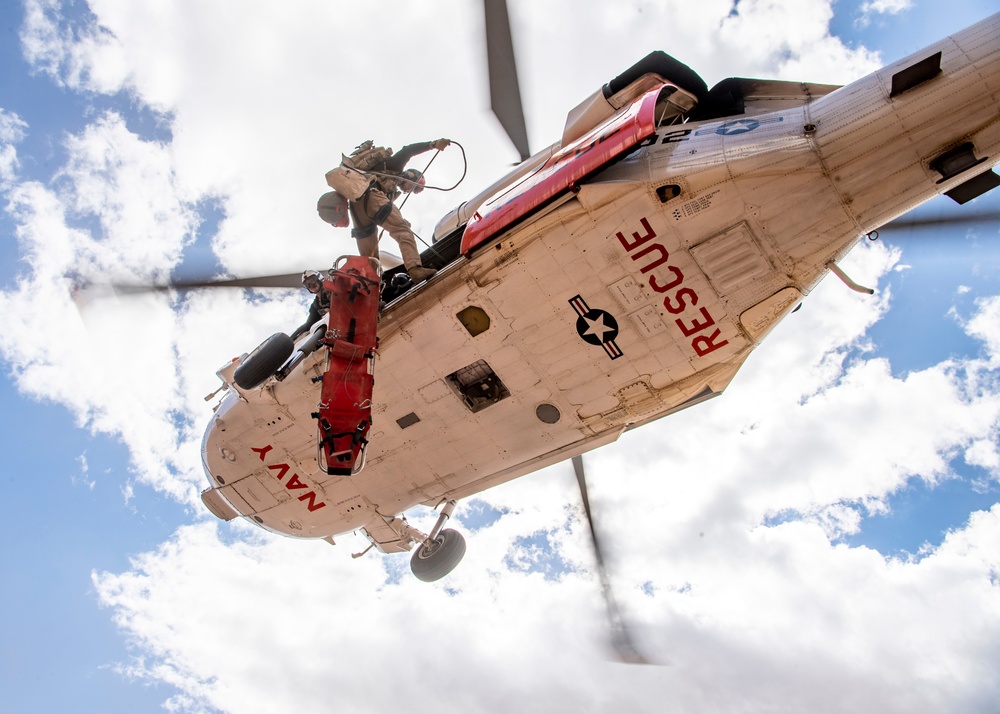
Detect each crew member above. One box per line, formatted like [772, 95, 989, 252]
[323, 139, 450, 283]
[290, 270, 332, 341]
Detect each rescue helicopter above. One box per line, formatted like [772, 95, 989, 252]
[135, 4, 1000, 661]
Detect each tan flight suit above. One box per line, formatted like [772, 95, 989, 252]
[351, 187, 422, 269]
[325, 140, 445, 278]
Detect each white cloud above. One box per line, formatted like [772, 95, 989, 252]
[20, 0, 130, 94]
[0, 108, 27, 144]
[73, 451, 96, 490]
[0, 107, 28, 184]
[858, 0, 913, 15]
[717, 0, 883, 83]
[863, 0, 914, 11]
[963, 295, 1000, 366]
[966, 438, 1000, 473]
[858, 0, 915, 28]
[57, 112, 199, 279]
[0, 109, 305, 504]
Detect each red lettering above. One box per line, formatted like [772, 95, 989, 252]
[676, 307, 716, 337]
[609, 216, 733, 361]
[267, 463, 290, 481]
[692, 329, 729, 356]
[251, 448, 328, 513]
[631, 243, 670, 274]
[286, 473, 309, 491]
[650, 265, 684, 293]
[616, 217, 656, 251]
[664, 287, 698, 314]
[298, 492, 327, 512]
[251, 445, 273, 461]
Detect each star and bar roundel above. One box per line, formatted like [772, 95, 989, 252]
[569, 294, 623, 360]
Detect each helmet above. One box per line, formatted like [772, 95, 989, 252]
[302, 270, 323, 293]
[390, 273, 413, 289]
[317, 191, 349, 228]
[400, 168, 425, 194]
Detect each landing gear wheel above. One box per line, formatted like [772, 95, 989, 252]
[409, 528, 467, 582]
[234, 333, 294, 390]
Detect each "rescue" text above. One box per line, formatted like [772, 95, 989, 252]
[615, 217, 729, 357]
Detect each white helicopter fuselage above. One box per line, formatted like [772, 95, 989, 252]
[200, 15, 1000, 553]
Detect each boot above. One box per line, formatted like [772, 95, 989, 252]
[407, 266, 437, 283]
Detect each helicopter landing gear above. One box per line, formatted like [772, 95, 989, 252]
[275, 325, 326, 381]
[363, 501, 466, 581]
[233, 333, 294, 390]
[411, 528, 466, 582]
[407, 500, 466, 582]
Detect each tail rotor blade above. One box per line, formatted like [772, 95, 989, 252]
[483, 0, 531, 161]
[572, 455, 650, 665]
[878, 208, 1000, 232]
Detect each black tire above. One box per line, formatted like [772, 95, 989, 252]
[410, 528, 467, 582]
[234, 333, 294, 390]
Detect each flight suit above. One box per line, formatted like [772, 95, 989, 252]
[326, 140, 448, 280]
[351, 189, 423, 268]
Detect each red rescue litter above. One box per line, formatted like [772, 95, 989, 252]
[315, 256, 381, 476]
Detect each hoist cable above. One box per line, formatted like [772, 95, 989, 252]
[374, 139, 468, 249]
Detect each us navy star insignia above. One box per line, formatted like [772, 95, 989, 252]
[569, 295, 623, 360]
[695, 115, 784, 136]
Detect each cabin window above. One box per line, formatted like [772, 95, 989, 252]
[446, 360, 510, 413]
[535, 403, 561, 424]
[457, 306, 491, 336]
[656, 184, 681, 203]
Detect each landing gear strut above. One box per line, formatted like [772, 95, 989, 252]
[407, 500, 466, 582]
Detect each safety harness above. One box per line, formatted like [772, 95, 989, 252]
[348, 189, 393, 240]
[342, 141, 398, 239]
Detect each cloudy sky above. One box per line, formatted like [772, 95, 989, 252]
[2, 0, 1000, 712]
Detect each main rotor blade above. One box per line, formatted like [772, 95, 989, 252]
[484, 0, 531, 162]
[112, 273, 304, 294]
[572, 455, 650, 665]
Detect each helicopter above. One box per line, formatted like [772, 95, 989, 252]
[177, 3, 1000, 659]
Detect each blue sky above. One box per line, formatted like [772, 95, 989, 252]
[0, 384, 180, 711]
[1, 1, 999, 713]
[842, 211, 1000, 556]
[848, 208, 1000, 555]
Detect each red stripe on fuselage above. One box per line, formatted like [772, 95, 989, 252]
[460, 85, 663, 255]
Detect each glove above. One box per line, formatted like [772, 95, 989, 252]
[431, 138, 451, 152]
